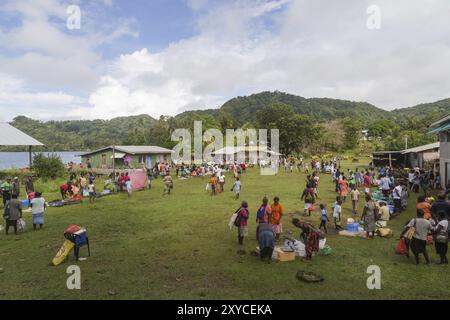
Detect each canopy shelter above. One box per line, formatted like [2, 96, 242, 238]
[0, 123, 44, 168]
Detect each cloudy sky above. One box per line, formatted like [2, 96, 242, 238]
[0, 0, 449, 121]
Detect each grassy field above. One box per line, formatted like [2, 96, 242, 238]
[1, 158, 449, 300]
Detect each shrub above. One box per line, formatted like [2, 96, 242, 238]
[33, 153, 66, 180]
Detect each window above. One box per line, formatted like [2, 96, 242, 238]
[101, 154, 107, 167]
[138, 155, 146, 163]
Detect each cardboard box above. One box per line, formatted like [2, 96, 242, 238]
[276, 247, 296, 262]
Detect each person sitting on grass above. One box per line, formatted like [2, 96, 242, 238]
[405, 209, 432, 265]
[59, 181, 72, 200]
[31, 192, 46, 230]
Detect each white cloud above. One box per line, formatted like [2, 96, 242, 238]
[0, 73, 87, 120]
[1, 0, 450, 120]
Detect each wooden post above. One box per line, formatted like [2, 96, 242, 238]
[389, 153, 392, 168]
[28, 146, 32, 169]
[112, 145, 116, 177]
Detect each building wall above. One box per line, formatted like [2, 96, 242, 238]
[439, 132, 450, 187]
[82, 149, 171, 169]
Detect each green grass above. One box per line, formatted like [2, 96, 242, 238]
[1, 159, 449, 300]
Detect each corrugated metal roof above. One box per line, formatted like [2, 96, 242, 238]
[430, 114, 450, 128]
[0, 123, 44, 146]
[80, 145, 173, 156]
[401, 142, 440, 154]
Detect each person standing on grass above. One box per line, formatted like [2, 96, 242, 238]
[1, 177, 12, 207]
[333, 199, 342, 231]
[270, 196, 284, 241]
[319, 204, 329, 234]
[209, 174, 217, 196]
[393, 182, 403, 213]
[3, 194, 22, 235]
[350, 185, 361, 215]
[406, 209, 432, 265]
[362, 194, 377, 239]
[88, 181, 96, 203]
[416, 195, 432, 220]
[433, 211, 448, 264]
[79, 173, 87, 195]
[379, 174, 391, 198]
[219, 173, 225, 193]
[256, 196, 271, 224]
[31, 192, 46, 230]
[231, 177, 241, 200]
[236, 201, 249, 245]
[431, 193, 450, 220]
[25, 175, 34, 196]
[125, 178, 132, 197]
[163, 174, 173, 195]
[363, 171, 371, 194]
[339, 176, 349, 202]
[147, 167, 153, 190]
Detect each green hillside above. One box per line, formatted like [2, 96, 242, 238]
[6, 91, 450, 152]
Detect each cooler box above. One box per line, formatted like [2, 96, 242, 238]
[276, 248, 296, 262]
[73, 229, 88, 246]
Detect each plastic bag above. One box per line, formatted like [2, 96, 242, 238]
[320, 245, 332, 256]
[17, 218, 26, 231]
[228, 213, 238, 230]
[395, 238, 409, 256]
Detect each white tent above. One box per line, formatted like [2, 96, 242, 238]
[0, 123, 44, 168]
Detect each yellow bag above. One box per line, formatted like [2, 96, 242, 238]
[377, 228, 393, 238]
[405, 219, 416, 241]
[52, 240, 75, 266]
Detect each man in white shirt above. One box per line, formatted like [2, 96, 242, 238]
[393, 182, 403, 213]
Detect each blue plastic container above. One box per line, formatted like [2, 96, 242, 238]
[74, 231, 88, 247]
[388, 205, 396, 215]
[20, 200, 29, 207]
[346, 223, 359, 232]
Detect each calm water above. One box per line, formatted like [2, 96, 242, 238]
[0, 152, 83, 170]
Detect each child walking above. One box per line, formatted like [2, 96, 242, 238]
[319, 204, 329, 234]
[231, 177, 241, 199]
[350, 186, 361, 215]
[125, 178, 132, 197]
[333, 199, 342, 232]
[88, 181, 96, 203]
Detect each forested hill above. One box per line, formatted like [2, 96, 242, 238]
[220, 91, 390, 126]
[7, 91, 450, 152]
[8, 115, 156, 151]
[390, 98, 450, 128]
